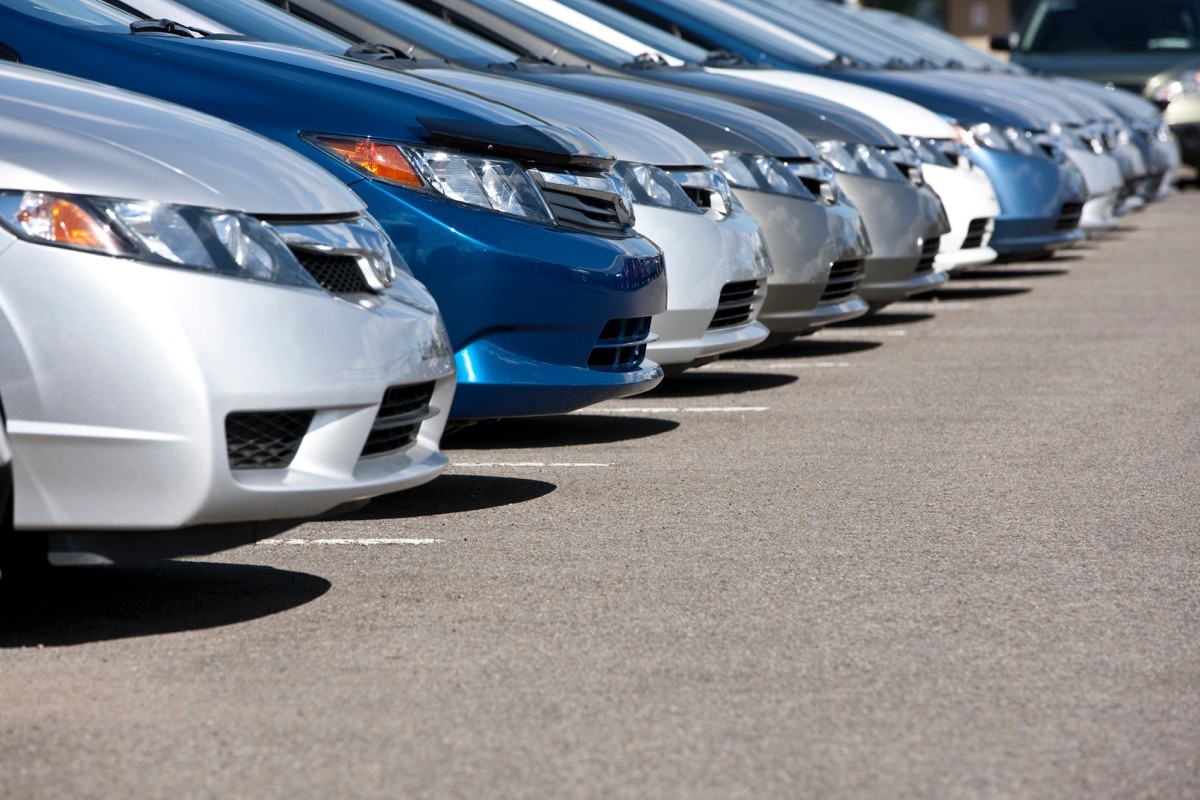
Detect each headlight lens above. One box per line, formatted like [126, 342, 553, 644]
[1152, 67, 1200, 104]
[817, 141, 905, 181]
[611, 161, 694, 214]
[907, 136, 957, 168]
[710, 151, 814, 199]
[785, 159, 840, 204]
[0, 190, 321, 288]
[666, 167, 735, 215]
[959, 123, 1043, 158]
[306, 133, 553, 223]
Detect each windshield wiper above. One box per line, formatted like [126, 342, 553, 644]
[129, 19, 208, 38]
[515, 52, 557, 65]
[624, 51, 671, 69]
[821, 52, 861, 69]
[345, 41, 411, 62]
[701, 48, 749, 68]
[884, 56, 914, 69]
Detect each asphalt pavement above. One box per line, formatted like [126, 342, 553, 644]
[2, 190, 1198, 799]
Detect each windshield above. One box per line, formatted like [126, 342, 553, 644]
[860, 7, 1012, 69]
[0, 0, 136, 29]
[731, 0, 924, 67]
[161, 0, 352, 50]
[319, 0, 518, 63]
[463, 0, 661, 65]
[549, 0, 709, 62]
[1022, 0, 1200, 54]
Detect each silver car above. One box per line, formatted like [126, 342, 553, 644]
[0, 63, 456, 567]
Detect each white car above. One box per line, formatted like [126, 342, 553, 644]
[0, 63, 456, 566]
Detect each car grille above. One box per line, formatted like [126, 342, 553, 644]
[588, 316, 653, 372]
[916, 237, 940, 273]
[226, 410, 314, 470]
[290, 247, 373, 294]
[708, 279, 765, 330]
[820, 259, 865, 304]
[1056, 201, 1084, 231]
[962, 218, 989, 249]
[360, 381, 438, 459]
[540, 184, 632, 237]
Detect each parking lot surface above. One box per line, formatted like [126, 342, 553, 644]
[2, 191, 1198, 799]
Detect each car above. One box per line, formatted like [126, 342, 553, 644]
[0, 61, 457, 567]
[0, 0, 668, 423]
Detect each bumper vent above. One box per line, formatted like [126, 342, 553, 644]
[588, 317, 653, 372]
[1056, 201, 1084, 231]
[916, 237, 940, 273]
[962, 218, 989, 249]
[820, 259, 866, 304]
[226, 410, 314, 470]
[290, 248, 373, 294]
[540, 185, 633, 238]
[361, 381, 437, 459]
[709, 279, 765, 330]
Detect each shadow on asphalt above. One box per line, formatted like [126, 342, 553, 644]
[834, 312, 934, 328]
[335, 474, 556, 519]
[0, 561, 329, 647]
[640, 370, 798, 398]
[928, 285, 1032, 301]
[445, 414, 679, 450]
[967, 267, 1069, 279]
[733, 338, 883, 360]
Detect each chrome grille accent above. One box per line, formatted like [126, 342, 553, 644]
[820, 259, 865, 304]
[539, 184, 633, 238]
[290, 248, 373, 295]
[360, 382, 437, 459]
[916, 237, 940, 273]
[709, 279, 766, 330]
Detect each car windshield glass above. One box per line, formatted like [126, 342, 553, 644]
[860, 8, 1007, 68]
[165, 0, 352, 50]
[733, 0, 918, 67]
[549, 0, 709, 62]
[0, 0, 136, 29]
[463, 0, 656, 65]
[324, 0, 518, 62]
[1022, 0, 1200, 54]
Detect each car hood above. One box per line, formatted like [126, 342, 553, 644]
[495, 68, 821, 159]
[409, 67, 710, 165]
[0, 62, 363, 215]
[1011, 51, 1193, 94]
[836, 69, 1056, 129]
[707, 67, 956, 139]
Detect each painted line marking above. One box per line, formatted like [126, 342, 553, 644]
[258, 538, 442, 546]
[452, 461, 611, 468]
[893, 301, 975, 310]
[589, 406, 769, 414]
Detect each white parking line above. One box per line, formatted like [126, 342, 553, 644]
[452, 462, 611, 468]
[893, 301, 975, 310]
[258, 538, 442, 546]
[587, 406, 769, 414]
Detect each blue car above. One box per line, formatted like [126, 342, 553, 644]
[595, 0, 1089, 258]
[0, 0, 666, 422]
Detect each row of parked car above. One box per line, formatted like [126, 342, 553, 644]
[0, 0, 1181, 569]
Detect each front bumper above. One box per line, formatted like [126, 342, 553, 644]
[837, 175, 950, 306]
[636, 203, 771, 366]
[922, 161, 1000, 274]
[1165, 95, 1200, 167]
[971, 149, 1088, 256]
[355, 182, 667, 421]
[734, 189, 871, 335]
[1063, 146, 1124, 230]
[0, 235, 455, 535]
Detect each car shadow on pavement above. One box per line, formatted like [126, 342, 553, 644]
[967, 266, 1069, 279]
[927, 285, 1032, 301]
[0, 561, 330, 648]
[334, 474, 556, 519]
[733, 338, 883, 360]
[833, 312, 934, 328]
[444, 414, 679, 450]
[640, 371, 798, 398]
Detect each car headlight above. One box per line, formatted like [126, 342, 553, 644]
[666, 167, 735, 215]
[784, 159, 840, 204]
[709, 151, 814, 199]
[886, 145, 925, 186]
[0, 190, 323, 289]
[610, 161, 694, 215]
[906, 136, 958, 168]
[305, 133, 554, 223]
[817, 141, 905, 181]
[1152, 67, 1200, 104]
[958, 123, 1044, 158]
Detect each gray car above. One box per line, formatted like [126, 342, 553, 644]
[0, 62, 456, 568]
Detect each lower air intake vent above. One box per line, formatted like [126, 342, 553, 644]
[821, 259, 865, 304]
[917, 237, 940, 273]
[361, 381, 437, 459]
[540, 184, 632, 237]
[709, 279, 765, 329]
[226, 410, 313, 470]
[1056, 201, 1084, 231]
[962, 218, 989, 249]
[290, 248, 373, 295]
[588, 317, 653, 372]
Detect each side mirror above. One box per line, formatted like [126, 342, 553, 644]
[989, 32, 1015, 52]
